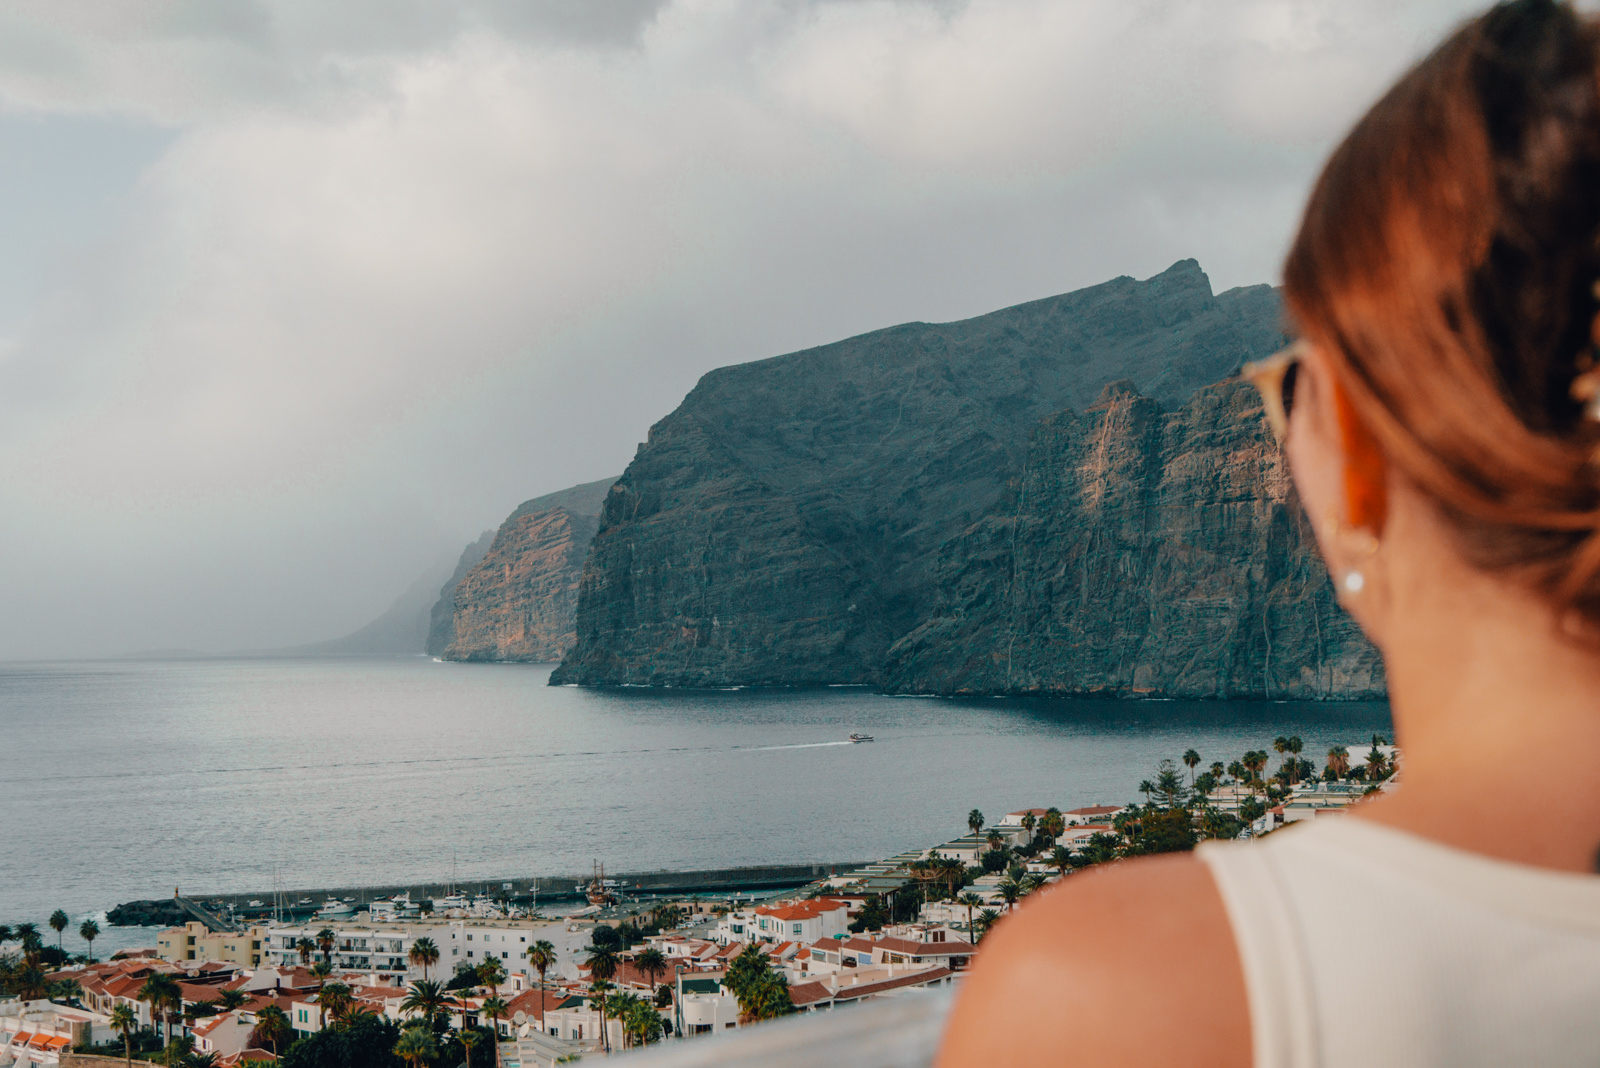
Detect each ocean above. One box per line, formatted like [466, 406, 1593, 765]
[0, 657, 1390, 956]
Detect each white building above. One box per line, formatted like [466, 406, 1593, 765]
[674, 977, 740, 1037]
[715, 899, 850, 946]
[0, 1001, 113, 1068]
[264, 918, 554, 984]
[190, 1012, 258, 1062]
[540, 994, 625, 1050]
[1063, 804, 1125, 825]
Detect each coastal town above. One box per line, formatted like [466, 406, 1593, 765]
[0, 737, 1397, 1065]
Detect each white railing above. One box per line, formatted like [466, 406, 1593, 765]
[613, 988, 953, 1067]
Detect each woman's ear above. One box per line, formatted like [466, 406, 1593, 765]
[1332, 375, 1389, 535]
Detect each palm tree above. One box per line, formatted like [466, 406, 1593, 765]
[967, 809, 984, 838]
[1366, 744, 1388, 781]
[1138, 780, 1154, 803]
[217, 989, 247, 1012]
[140, 973, 181, 1045]
[338, 1002, 375, 1030]
[985, 829, 1004, 853]
[401, 979, 448, 1026]
[1020, 812, 1037, 840]
[315, 929, 335, 966]
[1243, 750, 1269, 787]
[79, 919, 100, 962]
[16, 924, 42, 966]
[162, 1034, 194, 1068]
[1183, 749, 1201, 784]
[623, 998, 662, 1047]
[588, 980, 613, 1053]
[295, 938, 314, 968]
[636, 947, 666, 995]
[316, 981, 351, 1030]
[309, 960, 332, 1025]
[455, 1025, 483, 1068]
[1048, 846, 1072, 879]
[480, 997, 507, 1064]
[1210, 761, 1225, 779]
[394, 1024, 437, 1068]
[16, 964, 47, 1000]
[1287, 736, 1304, 782]
[958, 893, 984, 942]
[408, 937, 439, 982]
[0, 924, 12, 948]
[975, 909, 1001, 942]
[1039, 808, 1065, 845]
[1328, 745, 1350, 778]
[997, 879, 1022, 913]
[251, 1005, 290, 1056]
[610, 992, 647, 1049]
[584, 944, 618, 985]
[48, 910, 69, 952]
[476, 957, 506, 1002]
[527, 941, 556, 1029]
[940, 856, 967, 900]
[110, 1003, 138, 1068]
[187, 1053, 219, 1068]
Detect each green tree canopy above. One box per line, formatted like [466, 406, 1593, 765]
[279, 1014, 403, 1068]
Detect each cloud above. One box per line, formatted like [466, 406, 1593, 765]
[0, 0, 1487, 657]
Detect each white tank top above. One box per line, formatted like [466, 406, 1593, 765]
[1198, 816, 1600, 1067]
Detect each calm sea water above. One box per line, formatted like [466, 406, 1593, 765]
[0, 658, 1390, 955]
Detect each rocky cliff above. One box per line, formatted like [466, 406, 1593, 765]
[441, 477, 618, 662]
[425, 530, 496, 656]
[549, 260, 1358, 691]
[881, 380, 1385, 698]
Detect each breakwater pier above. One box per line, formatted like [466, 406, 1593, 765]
[109, 860, 871, 928]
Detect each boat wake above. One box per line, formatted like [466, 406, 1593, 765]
[751, 740, 856, 751]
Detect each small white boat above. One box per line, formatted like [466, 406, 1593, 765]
[849, 733, 875, 743]
[247, 900, 263, 908]
[316, 898, 354, 917]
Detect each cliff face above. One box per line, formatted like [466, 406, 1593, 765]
[881, 380, 1385, 698]
[552, 260, 1311, 689]
[440, 477, 618, 663]
[426, 530, 495, 656]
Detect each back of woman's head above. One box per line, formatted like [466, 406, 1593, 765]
[1285, 0, 1600, 624]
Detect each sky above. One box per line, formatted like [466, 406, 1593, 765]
[0, 0, 1496, 659]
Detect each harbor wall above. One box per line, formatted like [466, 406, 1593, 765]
[115, 861, 873, 926]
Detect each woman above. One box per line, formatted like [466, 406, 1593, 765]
[938, 2, 1600, 1065]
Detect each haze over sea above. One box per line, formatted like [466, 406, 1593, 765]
[1, 658, 1389, 956]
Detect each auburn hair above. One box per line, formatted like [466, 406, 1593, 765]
[1284, 0, 1600, 624]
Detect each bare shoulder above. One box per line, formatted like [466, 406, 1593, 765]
[936, 852, 1249, 1067]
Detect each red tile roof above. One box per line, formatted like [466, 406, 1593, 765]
[834, 966, 952, 1001]
[754, 899, 850, 922]
[872, 936, 974, 958]
[787, 981, 832, 1008]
